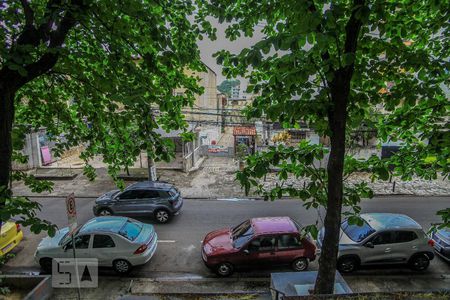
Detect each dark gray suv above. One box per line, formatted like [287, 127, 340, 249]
[93, 181, 183, 223]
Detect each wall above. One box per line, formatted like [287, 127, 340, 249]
[199, 127, 221, 145]
[175, 64, 219, 123]
[200, 145, 235, 157]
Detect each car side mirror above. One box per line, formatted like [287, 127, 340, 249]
[365, 242, 374, 248]
[243, 249, 250, 255]
[63, 244, 68, 251]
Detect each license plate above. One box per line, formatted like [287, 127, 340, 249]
[2, 243, 14, 253]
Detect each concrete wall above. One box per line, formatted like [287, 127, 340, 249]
[12, 132, 41, 170]
[201, 145, 235, 157]
[0, 275, 52, 300]
[199, 127, 222, 145]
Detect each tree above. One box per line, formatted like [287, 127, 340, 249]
[205, 0, 449, 294]
[217, 78, 240, 97]
[0, 1, 214, 233]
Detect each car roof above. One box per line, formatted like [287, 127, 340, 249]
[251, 217, 298, 235]
[79, 216, 128, 234]
[362, 213, 422, 231]
[125, 181, 174, 191]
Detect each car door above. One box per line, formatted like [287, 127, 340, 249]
[363, 231, 396, 264]
[91, 234, 119, 266]
[112, 190, 141, 215]
[245, 235, 277, 267]
[133, 190, 161, 215]
[275, 234, 304, 265]
[63, 234, 92, 258]
[391, 230, 419, 263]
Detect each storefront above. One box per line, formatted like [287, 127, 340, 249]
[233, 126, 256, 155]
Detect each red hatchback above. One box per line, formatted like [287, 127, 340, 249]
[201, 217, 316, 276]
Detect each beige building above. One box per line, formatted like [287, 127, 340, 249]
[175, 63, 219, 123]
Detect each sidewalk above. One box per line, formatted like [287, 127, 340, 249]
[48, 275, 450, 300]
[12, 156, 450, 199]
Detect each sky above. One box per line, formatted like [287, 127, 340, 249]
[197, 18, 264, 87]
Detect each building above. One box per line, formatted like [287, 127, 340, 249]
[174, 63, 223, 146]
[230, 85, 241, 99]
[175, 63, 219, 123]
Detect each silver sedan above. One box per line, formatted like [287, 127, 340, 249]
[34, 216, 158, 274]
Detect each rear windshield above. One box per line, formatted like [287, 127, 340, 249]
[341, 219, 376, 242]
[168, 188, 179, 197]
[119, 220, 143, 241]
[232, 220, 254, 248]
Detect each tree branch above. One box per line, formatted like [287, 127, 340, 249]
[19, 0, 89, 86]
[342, 0, 365, 78]
[20, 0, 35, 28]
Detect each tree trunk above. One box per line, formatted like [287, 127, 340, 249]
[147, 150, 157, 181]
[0, 88, 15, 201]
[314, 73, 349, 294]
[313, 0, 364, 293]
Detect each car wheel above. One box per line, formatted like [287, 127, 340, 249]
[113, 259, 132, 274]
[97, 208, 113, 216]
[292, 257, 308, 271]
[215, 262, 234, 277]
[39, 258, 53, 273]
[409, 254, 430, 271]
[337, 257, 358, 273]
[154, 209, 170, 223]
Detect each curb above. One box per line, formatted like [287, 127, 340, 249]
[34, 174, 79, 180]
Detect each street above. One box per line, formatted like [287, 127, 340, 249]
[3, 196, 450, 278]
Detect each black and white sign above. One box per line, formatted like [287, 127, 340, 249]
[52, 258, 98, 288]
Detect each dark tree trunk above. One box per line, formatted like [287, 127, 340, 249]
[314, 72, 349, 294]
[0, 87, 15, 200]
[314, 0, 365, 293]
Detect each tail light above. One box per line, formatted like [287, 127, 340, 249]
[134, 244, 148, 254]
[16, 224, 21, 233]
[428, 239, 435, 247]
[169, 198, 178, 206]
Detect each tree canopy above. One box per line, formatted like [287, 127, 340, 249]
[0, 0, 215, 234]
[205, 0, 449, 293]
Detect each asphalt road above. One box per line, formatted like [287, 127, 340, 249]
[3, 196, 450, 278]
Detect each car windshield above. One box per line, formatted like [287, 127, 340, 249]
[58, 227, 82, 245]
[119, 220, 143, 241]
[341, 219, 376, 242]
[231, 220, 254, 248]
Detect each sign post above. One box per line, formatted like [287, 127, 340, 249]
[66, 193, 81, 300]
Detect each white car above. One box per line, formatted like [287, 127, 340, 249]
[34, 216, 157, 274]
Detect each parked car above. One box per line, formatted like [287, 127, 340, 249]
[0, 220, 23, 256]
[93, 181, 183, 223]
[201, 217, 316, 276]
[34, 216, 158, 274]
[431, 227, 450, 262]
[317, 213, 435, 273]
